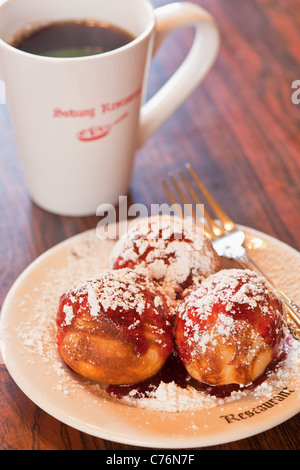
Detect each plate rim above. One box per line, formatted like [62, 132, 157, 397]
[1, 224, 300, 448]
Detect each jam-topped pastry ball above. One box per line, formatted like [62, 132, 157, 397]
[110, 215, 221, 301]
[56, 269, 174, 385]
[175, 269, 288, 386]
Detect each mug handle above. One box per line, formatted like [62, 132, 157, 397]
[138, 2, 220, 147]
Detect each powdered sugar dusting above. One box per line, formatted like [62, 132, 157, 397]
[110, 215, 221, 300]
[60, 268, 171, 328]
[5, 227, 300, 413]
[173, 268, 289, 387]
[176, 269, 288, 356]
[108, 339, 299, 412]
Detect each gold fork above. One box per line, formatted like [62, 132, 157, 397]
[162, 163, 300, 340]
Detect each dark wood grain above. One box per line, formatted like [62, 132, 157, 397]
[1, 0, 300, 450]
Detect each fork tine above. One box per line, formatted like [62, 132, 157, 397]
[162, 177, 213, 239]
[178, 169, 224, 238]
[169, 174, 201, 226]
[185, 163, 235, 232]
[161, 179, 183, 219]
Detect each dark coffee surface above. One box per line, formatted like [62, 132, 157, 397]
[11, 20, 135, 57]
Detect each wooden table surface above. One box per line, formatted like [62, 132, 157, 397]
[1, 0, 300, 451]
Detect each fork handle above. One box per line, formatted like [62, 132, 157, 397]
[239, 254, 300, 340]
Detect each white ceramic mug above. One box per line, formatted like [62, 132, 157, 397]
[0, 0, 219, 216]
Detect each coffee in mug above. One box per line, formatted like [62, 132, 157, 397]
[10, 19, 135, 58]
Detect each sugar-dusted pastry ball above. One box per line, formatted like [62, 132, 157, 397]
[175, 269, 288, 386]
[56, 269, 174, 385]
[110, 215, 221, 301]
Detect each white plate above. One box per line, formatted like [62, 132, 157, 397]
[1, 225, 300, 449]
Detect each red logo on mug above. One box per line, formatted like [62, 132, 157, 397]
[77, 112, 128, 142]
